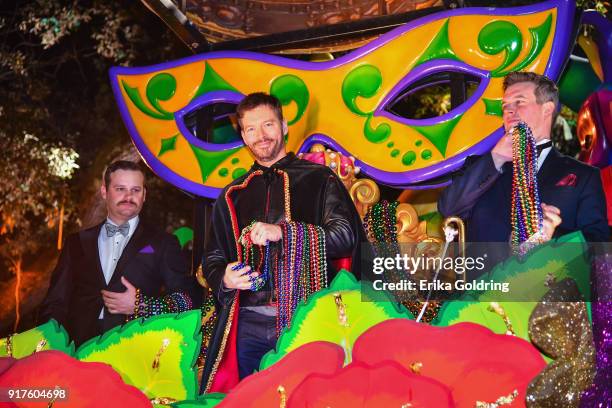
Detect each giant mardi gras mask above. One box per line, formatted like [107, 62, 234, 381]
[110, 0, 574, 198]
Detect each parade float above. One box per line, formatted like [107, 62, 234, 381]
[0, 0, 610, 406]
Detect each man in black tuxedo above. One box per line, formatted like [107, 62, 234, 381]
[438, 72, 608, 244]
[40, 160, 197, 346]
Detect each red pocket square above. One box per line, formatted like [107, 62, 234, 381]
[556, 173, 577, 187]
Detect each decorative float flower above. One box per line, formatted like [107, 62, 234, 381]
[76, 309, 202, 403]
[0, 350, 150, 407]
[0, 319, 74, 358]
[260, 270, 413, 370]
[220, 342, 345, 407]
[287, 361, 454, 407]
[433, 232, 591, 345]
[353, 319, 546, 407]
[220, 319, 546, 407]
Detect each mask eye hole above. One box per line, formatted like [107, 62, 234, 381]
[384, 71, 482, 120]
[183, 102, 241, 144]
[175, 90, 245, 150]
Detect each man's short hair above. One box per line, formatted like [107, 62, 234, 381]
[103, 160, 145, 188]
[236, 92, 284, 129]
[503, 71, 560, 115]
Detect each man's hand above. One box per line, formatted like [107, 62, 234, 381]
[101, 276, 137, 315]
[248, 222, 282, 246]
[223, 261, 261, 290]
[491, 131, 513, 170]
[541, 203, 562, 242]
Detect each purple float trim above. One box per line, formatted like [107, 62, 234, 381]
[375, 59, 490, 126]
[298, 127, 503, 186]
[580, 253, 612, 406]
[109, 0, 573, 197]
[174, 90, 245, 151]
[542, 0, 574, 81]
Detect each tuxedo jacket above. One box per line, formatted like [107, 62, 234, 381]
[438, 148, 609, 243]
[39, 221, 195, 346]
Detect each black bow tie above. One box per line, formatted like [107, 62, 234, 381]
[536, 141, 552, 157]
[503, 141, 553, 174]
[105, 222, 129, 237]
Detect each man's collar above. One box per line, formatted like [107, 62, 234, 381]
[251, 152, 297, 172]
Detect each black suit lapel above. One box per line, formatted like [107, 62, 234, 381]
[537, 148, 561, 189]
[79, 223, 107, 289]
[108, 221, 149, 287]
[498, 163, 513, 231]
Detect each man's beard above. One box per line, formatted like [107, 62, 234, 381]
[251, 138, 284, 163]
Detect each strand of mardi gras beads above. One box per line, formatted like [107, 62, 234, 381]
[363, 200, 399, 256]
[237, 221, 269, 291]
[510, 122, 544, 252]
[128, 291, 193, 320]
[362, 200, 441, 322]
[276, 221, 326, 335]
[224, 168, 327, 331]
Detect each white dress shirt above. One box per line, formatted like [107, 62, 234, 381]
[98, 216, 139, 318]
[536, 139, 552, 171]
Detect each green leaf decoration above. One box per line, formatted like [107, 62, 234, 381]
[341, 64, 392, 143]
[158, 134, 178, 157]
[415, 19, 459, 66]
[433, 232, 591, 349]
[146, 73, 177, 119]
[501, 13, 552, 75]
[170, 393, 225, 407]
[341, 64, 383, 117]
[122, 80, 173, 120]
[190, 143, 242, 183]
[478, 20, 523, 76]
[478, 14, 553, 77]
[76, 310, 202, 402]
[410, 113, 462, 157]
[259, 270, 414, 370]
[483, 98, 503, 117]
[193, 62, 239, 99]
[270, 74, 310, 126]
[364, 114, 391, 143]
[0, 319, 74, 358]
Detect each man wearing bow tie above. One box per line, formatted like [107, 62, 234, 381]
[40, 160, 198, 346]
[438, 71, 609, 243]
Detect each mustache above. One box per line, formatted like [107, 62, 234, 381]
[117, 200, 136, 205]
[255, 138, 276, 145]
[255, 137, 276, 144]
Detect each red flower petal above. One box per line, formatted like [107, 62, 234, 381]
[220, 341, 345, 407]
[0, 357, 15, 376]
[288, 361, 454, 407]
[0, 350, 150, 407]
[352, 319, 545, 407]
[452, 362, 533, 407]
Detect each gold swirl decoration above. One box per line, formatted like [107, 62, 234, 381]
[396, 203, 428, 244]
[349, 179, 380, 219]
